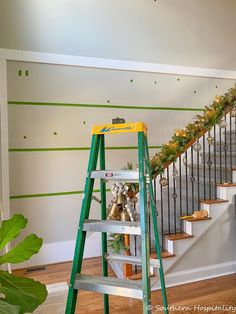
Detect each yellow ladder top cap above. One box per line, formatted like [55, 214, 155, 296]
[92, 122, 147, 135]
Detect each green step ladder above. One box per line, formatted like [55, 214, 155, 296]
[65, 121, 168, 314]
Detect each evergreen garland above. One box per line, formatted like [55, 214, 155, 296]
[150, 84, 236, 176]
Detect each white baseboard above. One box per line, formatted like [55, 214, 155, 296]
[12, 235, 236, 290]
[153, 260, 236, 290]
[12, 233, 102, 270]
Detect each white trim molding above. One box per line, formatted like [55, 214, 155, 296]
[1, 48, 236, 80]
[0, 58, 10, 220]
[154, 260, 236, 290]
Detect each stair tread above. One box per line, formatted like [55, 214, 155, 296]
[106, 253, 160, 268]
[74, 274, 143, 299]
[181, 217, 212, 222]
[161, 249, 176, 258]
[83, 219, 141, 235]
[200, 199, 228, 204]
[165, 232, 193, 241]
[127, 271, 155, 281]
[216, 183, 236, 187]
[150, 250, 175, 259]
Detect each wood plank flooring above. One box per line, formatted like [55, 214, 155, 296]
[13, 258, 236, 314]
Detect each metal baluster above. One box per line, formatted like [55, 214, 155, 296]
[167, 167, 171, 234]
[230, 113, 233, 183]
[190, 146, 195, 213]
[179, 156, 183, 231]
[134, 235, 137, 274]
[235, 114, 236, 167]
[153, 179, 158, 251]
[160, 175, 164, 249]
[185, 151, 189, 216]
[213, 126, 217, 199]
[134, 202, 137, 274]
[196, 140, 200, 209]
[203, 134, 206, 199]
[172, 163, 177, 234]
[208, 131, 212, 200]
[224, 115, 228, 183]
[219, 126, 222, 183]
[154, 178, 157, 206]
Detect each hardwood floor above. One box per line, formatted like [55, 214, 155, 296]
[13, 258, 236, 313]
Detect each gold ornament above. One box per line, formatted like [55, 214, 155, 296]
[172, 168, 178, 178]
[120, 209, 130, 222]
[117, 194, 126, 205]
[215, 95, 221, 103]
[193, 143, 202, 152]
[159, 177, 168, 187]
[175, 129, 187, 137]
[207, 136, 214, 145]
[107, 202, 120, 220]
[182, 157, 187, 166]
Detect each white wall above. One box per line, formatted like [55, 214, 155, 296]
[0, 0, 236, 70]
[1, 0, 236, 273]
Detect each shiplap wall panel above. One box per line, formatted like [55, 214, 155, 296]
[10, 195, 104, 244]
[7, 60, 236, 264]
[8, 105, 199, 148]
[9, 150, 140, 196]
[7, 62, 235, 107]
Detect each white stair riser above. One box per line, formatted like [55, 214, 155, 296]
[232, 170, 236, 183]
[184, 220, 211, 236]
[171, 238, 195, 256]
[165, 237, 194, 256]
[184, 221, 192, 235]
[165, 238, 174, 254]
[217, 185, 236, 200]
[201, 202, 229, 217]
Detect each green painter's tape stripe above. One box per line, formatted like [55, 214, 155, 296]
[8, 101, 203, 112]
[10, 189, 111, 200]
[8, 145, 161, 152]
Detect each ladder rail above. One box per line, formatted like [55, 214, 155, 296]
[138, 131, 151, 313]
[65, 122, 169, 314]
[100, 134, 109, 314]
[144, 136, 169, 314]
[66, 134, 101, 314]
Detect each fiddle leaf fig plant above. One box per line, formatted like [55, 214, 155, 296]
[0, 214, 47, 313]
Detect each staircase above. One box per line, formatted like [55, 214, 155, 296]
[108, 89, 236, 287]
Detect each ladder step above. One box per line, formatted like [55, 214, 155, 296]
[74, 274, 143, 299]
[83, 219, 141, 235]
[91, 170, 139, 182]
[105, 253, 160, 268]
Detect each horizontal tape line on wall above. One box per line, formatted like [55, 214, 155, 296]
[10, 189, 111, 199]
[8, 145, 161, 152]
[8, 101, 203, 111]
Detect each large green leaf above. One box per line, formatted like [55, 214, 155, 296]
[0, 234, 42, 265]
[0, 271, 48, 313]
[0, 300, 20, 314]
[0, 214, 27, 251]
